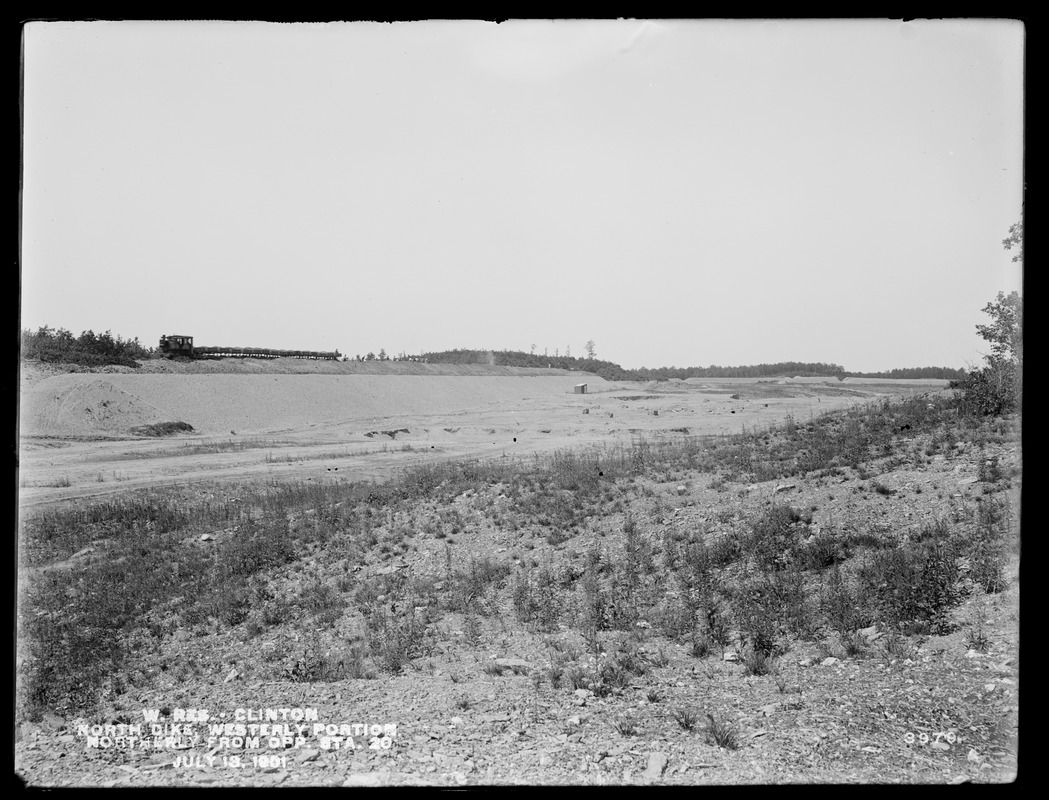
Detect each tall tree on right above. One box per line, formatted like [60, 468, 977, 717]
[976, 291, 1023, 372]
[958, 219, 1023, 416]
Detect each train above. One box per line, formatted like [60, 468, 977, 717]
[158, 334, 341, 361]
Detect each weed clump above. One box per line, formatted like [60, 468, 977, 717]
[363, 601, 434, 674]
[673, 707, 699, 731]
[966, 498, 1010, 594]
[512, 563, 562, 631]
[705, 713, 739, 750]
[613, 714, 639, 736]
[857, 523, 964, 635]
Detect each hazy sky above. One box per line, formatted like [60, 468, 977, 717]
[21, 19, 1024, 372]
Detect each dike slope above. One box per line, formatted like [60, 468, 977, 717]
[20, 372, 611, 437]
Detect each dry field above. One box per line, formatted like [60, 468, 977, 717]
[15, 361, 1020, 787]
[18, 360, 945, 508]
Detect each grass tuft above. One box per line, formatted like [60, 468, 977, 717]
[705, 713, 739, 750]
[672, 707, 699, 731]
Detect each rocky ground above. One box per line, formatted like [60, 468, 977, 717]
[15, 401, 1020, 787]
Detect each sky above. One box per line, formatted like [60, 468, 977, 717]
[20, 19, 1024, 372]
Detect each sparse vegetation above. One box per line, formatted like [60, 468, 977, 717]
[16, 371, 1019, 785]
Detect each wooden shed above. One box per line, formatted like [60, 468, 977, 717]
[574, 383, 588, 394]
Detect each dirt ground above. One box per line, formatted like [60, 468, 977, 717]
[17, 361, 948, 510]
[17, 362, 949, 509]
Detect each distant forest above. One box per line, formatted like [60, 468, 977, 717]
[19, 329, 966, 381]
[418, 349, 966, 382]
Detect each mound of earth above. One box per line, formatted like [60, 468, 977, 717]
[18, 374, 171, 436]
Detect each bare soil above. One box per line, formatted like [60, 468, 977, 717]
[17, 360, 946, 509]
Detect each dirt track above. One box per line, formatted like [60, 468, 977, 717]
[18, 362, 949, 509]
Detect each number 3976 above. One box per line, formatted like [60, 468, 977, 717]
[904, 731, 957, 745]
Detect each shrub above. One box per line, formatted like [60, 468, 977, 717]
[879, 631, 910, 660]
[708, 533, 742, 568]
[646, 647, 670, 668]
[580, 544, 609, 637]
[443, 554, 511, 614]
[363, 602, 433, 674]
[655, 602, 694, 640]
[598, 659, 633, 690]
[735, 569, 807, 656]
[511, 564, 561, 631]
[219, 520, 297, 580]
[690, 633, 711, 659]
[340, 645, 376, 680]
[297, 580, 346, 628]
[978, 455, 1005, 484]
[546, 665, 564, 689]
[282, 637, 326, 682]
[857, 533, 963, 634]
[742, 647, 775, 676]
[747, 505, 805, 573]
[281, 632, 367, 683]
[968, 501, 1008, 595]
[821, 564, 869, 635]
[678, 538, 721, 611]
[955, 286, 1022, 418]
[801, 531, 846, 570]
[565, 666, 590, 691]
[839, 630, 867, 657]
[965, 607, 992, 653]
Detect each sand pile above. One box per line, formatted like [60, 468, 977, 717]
[20, 373, 612, 437]
[19, 375, 170, 436]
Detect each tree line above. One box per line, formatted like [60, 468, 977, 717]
[18, 328, 976, 383]
[21, 326, 152, 368]
[417, 349, 965, 382]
